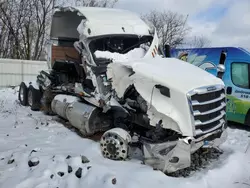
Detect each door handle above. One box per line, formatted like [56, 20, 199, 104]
[226, 87, 232, 95]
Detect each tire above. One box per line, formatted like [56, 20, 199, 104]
[244, 109, 250, 126]
[40, 88, 56, 115]
[100, 128, 131, 161]
[27, 85, 42, 111]
[18, 82, 28, 106]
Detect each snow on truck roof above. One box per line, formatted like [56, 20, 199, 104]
[51, 7, 151, 39]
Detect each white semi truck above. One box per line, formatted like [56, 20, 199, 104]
[18, 6, 228, 174]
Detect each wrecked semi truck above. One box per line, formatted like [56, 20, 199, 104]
[18, 7, 228, 174]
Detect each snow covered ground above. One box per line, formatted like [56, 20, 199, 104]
[0, 87, 250, 188]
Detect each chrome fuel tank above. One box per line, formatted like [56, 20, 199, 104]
[51, 94, 111, 136]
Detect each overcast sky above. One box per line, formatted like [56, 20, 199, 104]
[114, 0, 250, 49]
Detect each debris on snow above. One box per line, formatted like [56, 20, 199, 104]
[81, 155, 90, 163]
[68, 165, 73, 173]
[7, 159, 15, 164]
[28, 157, 39, 167]
[112, 177, 117, 185]
[66, 155, 71, 159]
[57, 171, 65, 177]
[75, 167, 82, 178]
[29, 149, 37, 155]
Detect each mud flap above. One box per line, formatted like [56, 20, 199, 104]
[28, 85, 42, 111]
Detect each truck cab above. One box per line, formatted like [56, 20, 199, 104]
[19, 6, 228, 174]
[170, 47, 250, 126]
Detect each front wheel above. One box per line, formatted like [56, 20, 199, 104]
[100, 128, 131, 160]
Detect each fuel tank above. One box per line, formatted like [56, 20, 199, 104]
[51, 94, 111, 136]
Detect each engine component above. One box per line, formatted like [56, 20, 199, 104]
[100, 128, 132, 160]
[51, 94, 111, 136]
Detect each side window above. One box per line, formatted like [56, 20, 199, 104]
[231, 62, 249, 89]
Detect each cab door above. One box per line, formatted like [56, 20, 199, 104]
[226, 61, 250, 125]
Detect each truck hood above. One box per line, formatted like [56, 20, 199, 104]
[121, 56, 224, 94]
[107, 56, 225, 136]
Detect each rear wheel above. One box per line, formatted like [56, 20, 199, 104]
[18, 82, 28, 106]
[27, 85, 42, 111]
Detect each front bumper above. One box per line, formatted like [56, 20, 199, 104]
[142, 128, 228, 173]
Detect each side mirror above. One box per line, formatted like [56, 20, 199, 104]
[164, 44, 171, 58]
[219, 51, 227, 65]
[217, 64, 225, 73]
[217, 50, 227, 79]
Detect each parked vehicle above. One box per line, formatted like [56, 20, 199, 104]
[170, 47, 250, 126]
[18, 7, 227, 174]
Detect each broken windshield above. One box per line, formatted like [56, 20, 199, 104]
[88, 35, 153, 64]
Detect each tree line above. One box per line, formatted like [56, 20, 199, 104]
[0, 0, 210, 60]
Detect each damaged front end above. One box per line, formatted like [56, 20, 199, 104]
[103, 62, 228, 173]
[139, 84, 228, 173]
[142, 128, 227, 173]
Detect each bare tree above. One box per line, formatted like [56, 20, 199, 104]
[0, 0, 56, 60]
[0, 0, 119, 60]
[186, 35, 211, 48]
[142, 10, 191, 48]
[74, 0, 118, 7]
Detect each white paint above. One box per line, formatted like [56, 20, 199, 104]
[58, 7, 151, 37]
[0, 58, 48, 88]
[128, 56, 224, 94]
[107, 54, 224, 136]
[106, 63, 133, 98]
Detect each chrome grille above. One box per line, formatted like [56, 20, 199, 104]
[187, 85, 226, 136]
